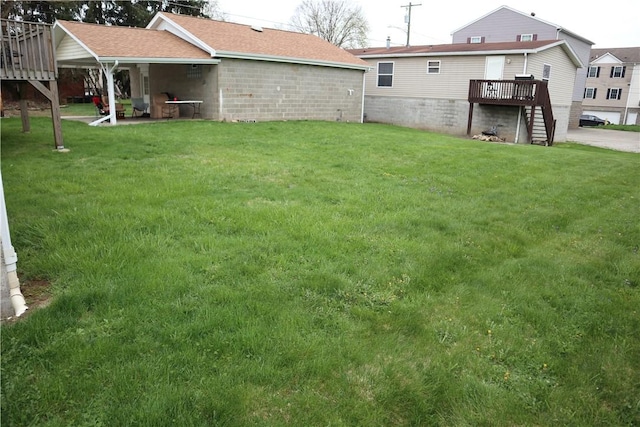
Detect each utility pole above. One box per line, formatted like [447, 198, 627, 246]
[401, 2, 422, 47]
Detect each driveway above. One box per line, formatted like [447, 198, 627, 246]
[566, 128, 639, 153]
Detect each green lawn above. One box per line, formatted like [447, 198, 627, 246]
[1, 118, 639, 426]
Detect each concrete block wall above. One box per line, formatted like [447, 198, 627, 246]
[150, 64, 218, 119]
[217, 59, 363, 122]
[364, 96, 571, 142]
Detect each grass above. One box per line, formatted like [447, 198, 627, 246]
[603, 123, 640, 132]
[1, 117, 639, 426]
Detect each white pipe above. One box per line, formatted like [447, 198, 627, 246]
[0, 173, 28, 317]
[360, 70, 366, 123]
[515, 106, 522, 143]
[523, 53, 528, 74]
[89, 61, 119, 126]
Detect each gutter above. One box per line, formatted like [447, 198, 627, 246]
[0, 173, 27, 317]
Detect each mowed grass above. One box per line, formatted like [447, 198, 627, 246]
[1, 118, 639, 425]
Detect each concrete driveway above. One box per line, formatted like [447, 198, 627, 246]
[566, 127, 639, 153]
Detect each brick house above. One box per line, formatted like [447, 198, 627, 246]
[52, 12, 368, 125]
[582, 47, 640, 125]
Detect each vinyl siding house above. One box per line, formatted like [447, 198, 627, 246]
[52, 12, 368, 125]
[582, 47, 640, 125]
[451, 5, 593, 128]
[350, 40, 581, 143]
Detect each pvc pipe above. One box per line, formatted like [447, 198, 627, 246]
[0, 172, 28, 317]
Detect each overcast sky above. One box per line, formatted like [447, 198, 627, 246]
[215, 0, 639, 48]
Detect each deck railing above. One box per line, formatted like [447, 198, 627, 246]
[468, 79, 555, 144]
[1, 19, 57, 81]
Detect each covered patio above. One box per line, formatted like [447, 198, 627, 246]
[52, 19, 218, 126]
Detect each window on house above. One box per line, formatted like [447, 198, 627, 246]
[610, 66, 626, 78]
[587, 66, 600, 78]
[606, 88, 622, 100]
[377, 62, 394, 87]
[517, 34, 537, 42]
[584, 87, 597, 99]
[427, 60, 441, 74]
[542, 64, 551, 81]
[469, 36, 483, 44]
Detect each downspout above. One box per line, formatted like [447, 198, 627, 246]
[515, 107, 522, 143]
[89, 61, 119, 126]
[0, 173, 27, 317]
[515, 52, 529, 144]
[360, 70, 366, 123]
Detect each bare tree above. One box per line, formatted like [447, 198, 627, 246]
[290, 0, 369, 49]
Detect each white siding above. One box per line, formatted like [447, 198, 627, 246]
[55, 35, 94, 62]
[364, 54, 530, 100]
[525, 46, 576, 106]
[452, 8, 557, 44]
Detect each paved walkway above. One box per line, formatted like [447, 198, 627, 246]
[566, 128, 639, 153]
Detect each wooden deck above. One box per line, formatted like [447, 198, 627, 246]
[467, 79, 556, 145]
[1, 19, 63, 148]
[1, 19, 56, 81]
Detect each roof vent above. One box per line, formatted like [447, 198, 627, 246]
[251, 25, 263, 32]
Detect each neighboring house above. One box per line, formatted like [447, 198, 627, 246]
[451, 5, 593, 128]
[350, 39, 581, 143]
[582, 47, 640, 125]
[52, 13, 368, 124]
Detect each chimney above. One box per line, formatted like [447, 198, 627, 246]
[386, 36, 391, 49]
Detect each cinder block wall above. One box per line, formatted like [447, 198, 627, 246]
[217, 59, 363, 123]
[150, 64, 218, 119]
[364, 96, 571, 142]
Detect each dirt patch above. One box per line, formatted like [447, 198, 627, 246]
[2, 277, 53, 323]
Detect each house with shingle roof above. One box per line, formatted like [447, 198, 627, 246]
[582, 47, 640, 125]
[53, 12, 369, 125]
[451, 5, 593, 129]
[349, 39, 582, 143]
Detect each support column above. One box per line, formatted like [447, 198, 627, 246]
[29, 80, 64, 149]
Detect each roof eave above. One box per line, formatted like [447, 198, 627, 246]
[99, 57, 220, 65]
[216, 51, 368, 70]
[356, 41, 583, 68]
[146, 12, 216, 57]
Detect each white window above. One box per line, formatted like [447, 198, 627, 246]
[469, 36, 482, 44]
[607, 88, 622, 100]
[587, 66, 600, 78]
[610, 66, 625, 78]
[542, 64, 551, 81]
[584, 87, 597, 99]
[519, 34, 534, 41]
[427, 60, 441, 74]
[377, 62, 394, 87]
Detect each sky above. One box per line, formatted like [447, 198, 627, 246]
[215, 0, 640, 49]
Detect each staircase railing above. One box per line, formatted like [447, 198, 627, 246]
[1, 19, 57, 81]
[468, 79, 556, 144]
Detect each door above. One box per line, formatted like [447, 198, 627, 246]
[138, 64, 150, 107]
[485, 56, 505, 80]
